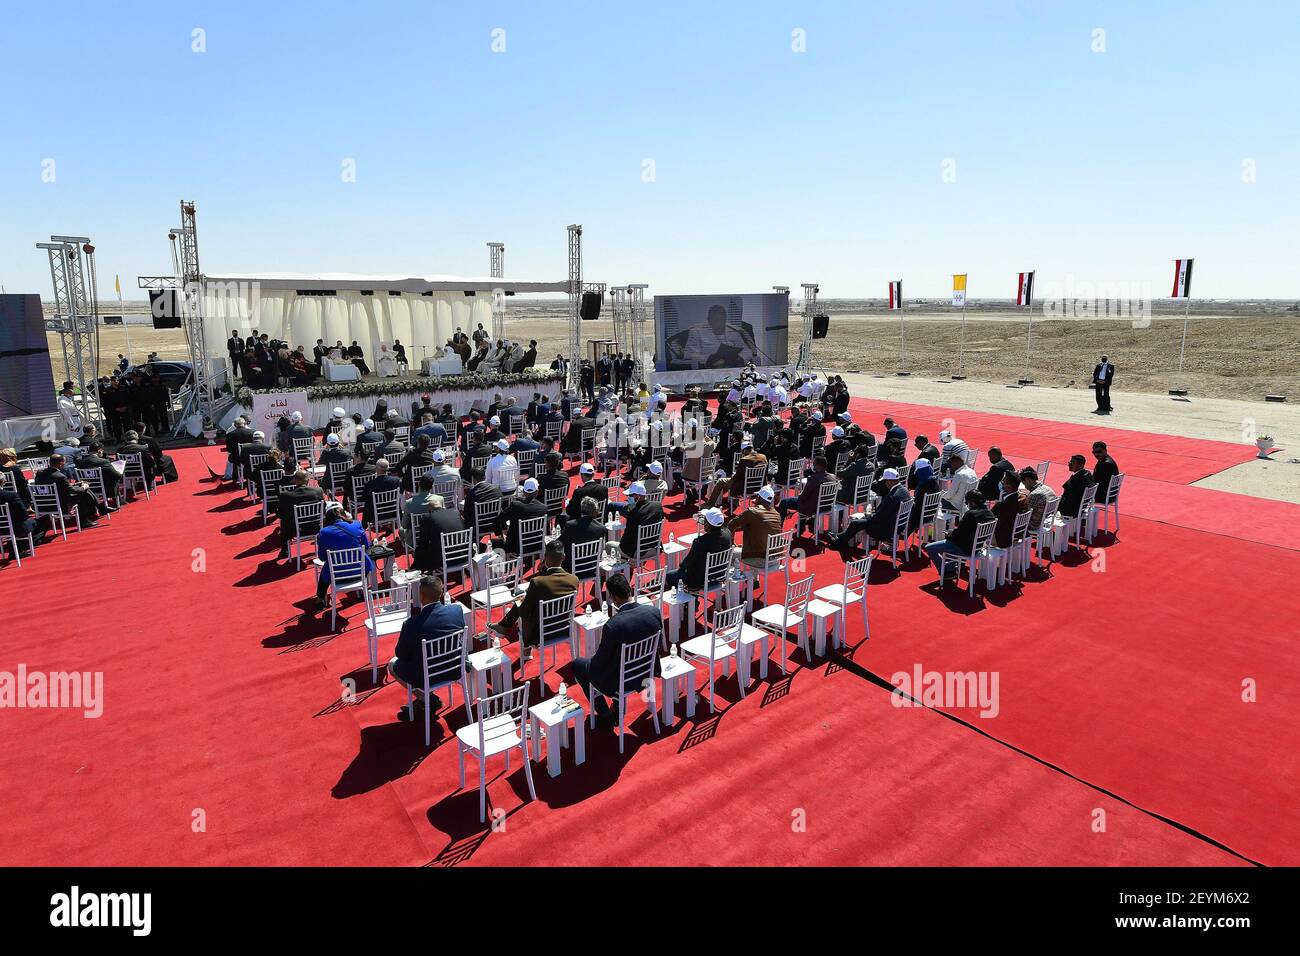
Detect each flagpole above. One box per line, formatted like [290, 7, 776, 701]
[956, 297, 968, 375]
[119, 282, 131, 363]
[1176, 295, 1191, 376]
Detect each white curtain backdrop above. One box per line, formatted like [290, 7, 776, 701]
[204, 289, 494, 370]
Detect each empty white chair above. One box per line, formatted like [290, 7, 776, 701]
[362, 581, 412, 683]
[680, 604, 744, 712]
[813, 554, 873, 646]
[750, 574, 814, 669]
[292, 435, 316, 464]
[260, 469, 285, 524]
[457, 683, 536, 823]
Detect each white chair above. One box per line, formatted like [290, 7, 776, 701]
[683, 452, 718, 502]
[831, 474, 873, 534]
[324, 460, 350, 498]
[873, 497, 913, 568]
[937, 518, 998, 596]
[432, 477, 462, 508]
[369, 488, 402, 534]
[0, 505, 35, 566]
[634, 565, 666, 606]
[1067, 484, 1099, 549]
[1029, 498, 1061, 564]
[260, 469, 285, 524]
[1091, 473, 1125, 536]
[687, 546, 734, 628]
[739, 529, 793, 613]
[680, 604, 744, 713]
[542, 484, 567, 529]
[626, 518, 664, 573]
[472, 497, 502, 543]
[362, 581, 412, 683]
[120, 453, 153, 499]
[810, 479, 840, 545]
[407, 464, 433, 492]
[588, 632, 661, 753]
[515, 448, 536, 479]
[324, 545, 371, 630]
[76, 468, 123, 517]
[527, 591, 579, 694]
[813, 554, 873, 646]
[408, 625, 472, 746]
[569, 538, 604, 604]
[1035, 460, 1050, 482]
[740, 463, 766, 502]
[292, 435, 316, 464]
[470, 556, 523, 630]
[750, 575, 814, 669]
[31, 483, 80, 540]
[456, 683, 536, 823]
[912, 491, 944, 556]
[291, 499, 325, 570]
[514, 515, 547, 569]
[985, 509, 1032, 589]
[440, 528, 475, 594]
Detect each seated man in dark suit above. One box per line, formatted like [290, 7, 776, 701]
[1090, 441, 1120, 501]
[461, 467, 504, 537]
[618, 483, 663, 560]
[315, 433, 352, 494]
[396, 434, 435, 493]
[664, 507, 732, 590]
[976, 447, 1017, 501]
[75, 440, 124, 505]
[34, 454, 108, 527]
[129, 420, 178, 484]
[776, 454, 835, 537]
[359, 459, 402, 529]
[923, 491, 996, 579]
[1, 485, 49, 555]
[285, 411, 315, 457]
[276, 468, 326, 558]
[117, 430, 157, 490]
[835, 448, 875, 507]
[559, 495, 607, 572]
[571, 572, 662, 727]
[224, 416, 256, 479]
[487, 540, 579, 663]
[1059, 454, 1096, 519]
[563, 462, 607, 527]
[495, 478, 547, 556]
[991, 470, 1030, 548]
[412, 494, 467, 574]
[387, 574, 469, 718]
[829, 467, 908, 552]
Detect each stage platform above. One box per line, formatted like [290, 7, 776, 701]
[0, 397, 1295, 866]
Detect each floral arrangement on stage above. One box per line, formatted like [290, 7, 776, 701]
[235, 368, 564, 406]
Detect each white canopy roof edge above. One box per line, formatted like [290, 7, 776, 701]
[203, 272, 568, 294]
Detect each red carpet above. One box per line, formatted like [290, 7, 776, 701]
[0, 409, 1293, 865]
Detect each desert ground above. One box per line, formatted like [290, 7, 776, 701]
[60, 303, 1298, 404]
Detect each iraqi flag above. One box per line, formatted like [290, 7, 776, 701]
[888, 280, 903, 311]
[1015, 271, 1035, 307]
[1172, 258, 1194, 298]
[952, 274, 967, 308]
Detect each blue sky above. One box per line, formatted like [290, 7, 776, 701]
[2, 1, 1297, 299]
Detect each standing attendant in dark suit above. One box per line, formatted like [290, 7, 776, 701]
[571, 572, 661, 727]
[1092, 355, 1114, 413]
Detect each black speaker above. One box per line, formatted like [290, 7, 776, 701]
[580, 291, 602, 321]
[812, 313, 830, 339]
[149, 290, 182, 329]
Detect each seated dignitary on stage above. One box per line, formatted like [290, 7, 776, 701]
[570, 572, 661, 728]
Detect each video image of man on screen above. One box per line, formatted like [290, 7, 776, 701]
[665, 302, 758, 371]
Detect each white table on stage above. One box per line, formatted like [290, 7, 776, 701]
[421, 355, 464, 377]
[323, 361, 361, 382]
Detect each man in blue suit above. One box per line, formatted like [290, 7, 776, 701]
[570, 572, 661, 728]
[389, 575, 467, 720]
[314, 503, 374, 609]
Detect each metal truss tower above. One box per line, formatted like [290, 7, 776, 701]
[567, 225, 583, 388]
[488, 242, 506, 341]
[797, 282, 819, 373]
[36, 235, 104, 435]
[138, 200, 226, 430]
[628, 284, 651, 382]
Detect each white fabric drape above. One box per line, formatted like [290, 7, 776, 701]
[203, 289, 493, 369]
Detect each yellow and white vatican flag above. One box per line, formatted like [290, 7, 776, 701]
[952, 274, 967, 308]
